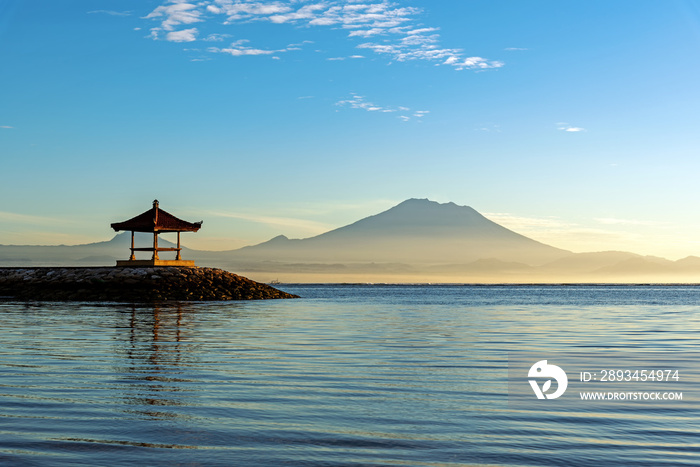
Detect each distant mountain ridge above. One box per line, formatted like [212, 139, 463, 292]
[2, 199, 700, 283]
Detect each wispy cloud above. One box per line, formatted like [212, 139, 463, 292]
[213, 46, 275, 56]
[202, 33, 231, 42]
[484, 212, 575, 231]
[336, 94, 428, 121]
[144, 1, 204, 40]
[88, 10, 132, 17]
[475, 123, 501, 132]
[143, 1, 503, 70]
[483, 211, 679, 255]
[209, 210, 333, 234]
[167, 27, 198, 42]
[0, 211, 71, 226]
[504, 47, 528, 51]
[1, 125, 13, 129]
[327, 55, 364, 61]
[483, 212, 640, 250]
[283, 199, 397, 218]
[208, 38, 312, 57]
[557, 122, 587, 132]
[595, 217, 660, 226]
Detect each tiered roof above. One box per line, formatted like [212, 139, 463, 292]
[111, 200, 202, 233]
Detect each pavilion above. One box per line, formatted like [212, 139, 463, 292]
[111, 200, 202, 267]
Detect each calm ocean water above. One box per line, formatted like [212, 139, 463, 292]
[1, 285, 699, 466]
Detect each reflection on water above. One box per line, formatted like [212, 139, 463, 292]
[0, 285, 699, 466]
[118, 304, 189, 420]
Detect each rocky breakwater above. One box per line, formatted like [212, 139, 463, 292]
[0, 267, 299, 301]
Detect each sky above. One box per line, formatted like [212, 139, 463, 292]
[2, 0, 700, 259]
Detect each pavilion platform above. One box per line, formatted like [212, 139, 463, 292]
[116, 259, 196, 267]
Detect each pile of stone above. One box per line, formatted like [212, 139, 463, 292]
[0, 267, 298, 302]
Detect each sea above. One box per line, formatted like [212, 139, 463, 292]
[1, 284, 699, 466]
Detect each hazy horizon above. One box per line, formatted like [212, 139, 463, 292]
[3, 198, 700, 263]
[4, 198, 700, 284]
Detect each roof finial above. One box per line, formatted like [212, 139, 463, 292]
[153, 199, 159, 208]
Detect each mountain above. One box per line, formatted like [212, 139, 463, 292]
[230, 199, 571, 266]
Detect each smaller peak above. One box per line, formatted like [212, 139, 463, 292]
[244, 234, 291, 249]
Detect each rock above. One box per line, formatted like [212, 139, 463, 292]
[0, 267, 298, 302]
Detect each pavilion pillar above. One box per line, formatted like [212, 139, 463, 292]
[176, 231, 182, 260]
[129, 231, 135, 260]
[153, 232, 159, 260]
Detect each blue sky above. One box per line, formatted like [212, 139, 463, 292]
[2, 0, 700, 258]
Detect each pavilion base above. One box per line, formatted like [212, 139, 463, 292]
[116, 259, 196, 268]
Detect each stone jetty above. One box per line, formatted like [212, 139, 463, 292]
[0, 267, 298, 302]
